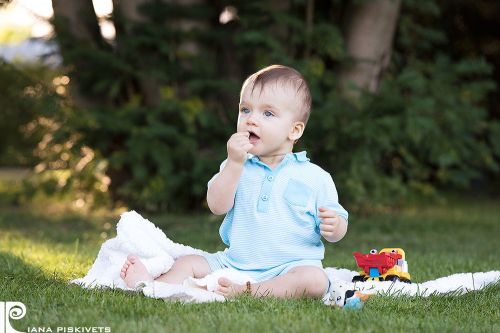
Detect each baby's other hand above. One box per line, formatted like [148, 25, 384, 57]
[227, 132, 253, 165]
[318, 207, 341, 241]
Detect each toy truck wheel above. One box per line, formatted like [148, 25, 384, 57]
[352, 275, 365, 282]
[386, 275, 400, 282]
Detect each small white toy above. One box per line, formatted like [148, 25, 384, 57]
[326, 281, 371, 310]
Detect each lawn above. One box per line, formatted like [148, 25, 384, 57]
[0, 188, 499, 333]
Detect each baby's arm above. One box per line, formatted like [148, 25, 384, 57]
[316, 173, 349, 243]
[206, 132, 252, 215]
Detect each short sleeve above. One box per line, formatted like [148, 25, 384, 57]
[315, 172, 349, 225]
[207, 159, 228, 188]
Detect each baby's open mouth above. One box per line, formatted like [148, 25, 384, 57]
[248, 131, 260, 144]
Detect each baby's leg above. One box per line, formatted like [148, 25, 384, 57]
[155, 254, 211, 284]
[217, 266, 328, 299]
[120, 254, 211, 288]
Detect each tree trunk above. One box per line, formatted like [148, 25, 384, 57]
[338, 0, 402, 98]
[51, 0, 105, 108]
[173, 0, 207, 55]
[51, 0, 102, 43]
[169, 0, 209, 99]
[112, 0, 163, 107]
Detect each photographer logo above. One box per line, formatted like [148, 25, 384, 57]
[2, 302, 111, 333]
[1, 302, 26, 333]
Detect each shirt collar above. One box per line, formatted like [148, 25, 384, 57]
[290, 151, 310, 162]
[248, 151, 309, 164]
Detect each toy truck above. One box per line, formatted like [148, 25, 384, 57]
[352, 248, 411, 283]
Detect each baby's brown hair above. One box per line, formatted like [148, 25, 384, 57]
[241, 65, 312, 125]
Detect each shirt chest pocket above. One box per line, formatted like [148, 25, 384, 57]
[283, 179, 313, 207]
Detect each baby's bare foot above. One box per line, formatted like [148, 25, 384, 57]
[120, 255, 153, 288]
[216, 277, 246, 298]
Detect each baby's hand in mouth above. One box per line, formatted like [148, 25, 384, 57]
[227, 131, 255, 164]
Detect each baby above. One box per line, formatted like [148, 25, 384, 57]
[120, 64, 349, 298]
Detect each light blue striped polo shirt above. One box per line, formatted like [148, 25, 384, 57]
[205, 151, 348, 282]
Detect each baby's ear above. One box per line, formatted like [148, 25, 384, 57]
[289, 121, 305, 141]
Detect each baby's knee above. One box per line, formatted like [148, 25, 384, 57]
[292, 266, 329, 298]
[174, 254, 211, 277]
[307, 268, 329, 297]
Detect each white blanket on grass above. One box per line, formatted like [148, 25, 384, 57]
[72, 211, 500, 304]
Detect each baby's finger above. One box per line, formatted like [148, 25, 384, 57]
[234, 134, 251, 142]
[238, 137, 252, 146]
[228, 132, 249, 144]
[236, 131, 250, 137]
[319, 223, 335, 232]
[230, 138, 251, 149]
[320, 230, 334, 238]
[319, 229, 332, 235]
[318, 210, 338, 219]
[319, 224, 336, 232]
[321, 217, 338, 226]
[320, 229, 333, 235]
[229, 132, 244, 139]
[230, 135, 249, 144]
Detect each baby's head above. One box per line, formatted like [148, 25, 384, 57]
[237, 65, 312, 158]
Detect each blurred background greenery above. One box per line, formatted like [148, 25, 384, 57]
[1, 0, 499, 213]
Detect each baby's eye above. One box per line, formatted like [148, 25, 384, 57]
[240, 107, 250, 114]
[264, 110, 274, 117]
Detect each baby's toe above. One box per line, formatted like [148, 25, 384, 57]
[218, 277, 232, 288]
[215, 287, 229, 297]
[127, 254, 137, 263]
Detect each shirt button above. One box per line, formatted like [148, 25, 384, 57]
[261, 195, 268, 201]
[267, 175, 274, 181]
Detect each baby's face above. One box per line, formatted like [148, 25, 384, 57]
[237, 83, 303, 158]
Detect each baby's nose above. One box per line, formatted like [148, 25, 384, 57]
[246, 116, 257, 126]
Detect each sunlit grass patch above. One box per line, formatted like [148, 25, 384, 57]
[0, 231, 94, 279]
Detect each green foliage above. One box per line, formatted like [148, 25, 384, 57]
[0, 61, 54, 166]
[302, 0, 498, 207]
[306, 56, 497, 207]
[0, 62, 112, 205]
[20, 0, 499, 212]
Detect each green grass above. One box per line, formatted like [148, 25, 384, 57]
[1, 193, 499, 333]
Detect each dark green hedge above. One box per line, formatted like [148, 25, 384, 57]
[6, 0, 498, 212]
